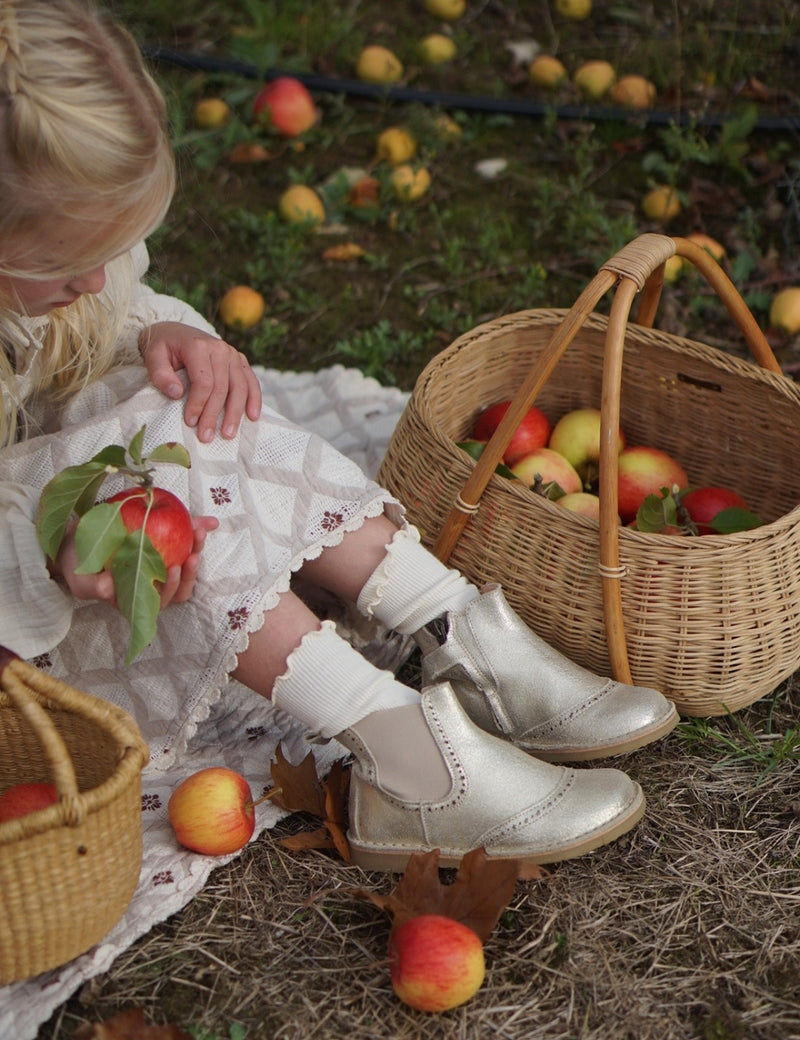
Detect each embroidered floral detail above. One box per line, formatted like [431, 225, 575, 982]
[142, 793, 162, 812]
[210, 485, 232, 506]
[227, 606, 250, 630]
[321, 510, 344, 531]
[152, 870, 174, 886]
[31, 653, 53, 670]
[246, 725, 267, 741]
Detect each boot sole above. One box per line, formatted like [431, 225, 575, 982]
[347, 783, 646, 873]
[522, 704, 680, 763]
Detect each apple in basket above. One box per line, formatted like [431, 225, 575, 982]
[0, 781, 58, 822]
[472, 401, 552, 467]
[617, 446, 689, 524]
[390, 914, 485, 1012]
[679, 486, 762, 535]
[548, 407, 626, 485]
[168, 767, 256, 855]
[510, 447, 582, 497]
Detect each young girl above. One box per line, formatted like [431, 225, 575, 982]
[0, 0, 678, 872]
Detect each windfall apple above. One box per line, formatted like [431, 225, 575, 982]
[168, 766, 256, 856]
[389, 914, 485, 1012]
[253, 77, 317, 136]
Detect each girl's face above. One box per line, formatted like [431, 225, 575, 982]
[0, 264, 108, 317]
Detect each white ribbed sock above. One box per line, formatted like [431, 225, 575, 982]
[357, 526, 479, 635]
[271, 620, 419, 739]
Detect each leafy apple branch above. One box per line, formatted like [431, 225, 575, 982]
[36, 425, 191, 664]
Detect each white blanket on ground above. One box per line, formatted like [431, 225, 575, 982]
[0, 365, 410, 1040]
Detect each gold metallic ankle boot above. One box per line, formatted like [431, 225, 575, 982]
[337, 682, 646, 872]
[415, 584, 678, 762]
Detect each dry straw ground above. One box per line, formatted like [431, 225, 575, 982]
[39, 656, 800, 1040]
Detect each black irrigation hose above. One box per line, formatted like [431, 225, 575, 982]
[143, 45, 800, 133]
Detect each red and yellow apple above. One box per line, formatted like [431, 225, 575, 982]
[389, 914, 485, 1012]
[0, 781, 58, 822]
[510, 447, 582, 495]
[168, 766, 256, 856]
[555, 491, 606, 521]
[617, 446, 688, 523]
[104, 486, 194, 570]
[253, 77, 317, 136]
[547, 407, 625, 483]
[472, 400, 552, 467]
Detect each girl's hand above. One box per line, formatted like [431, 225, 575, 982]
[140, 321, 262, 442]
[51, 516, 220, 609]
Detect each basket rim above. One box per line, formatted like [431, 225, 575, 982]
[0, 652, 149, 843]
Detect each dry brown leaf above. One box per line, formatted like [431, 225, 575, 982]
[270, 745, 326, 816]
[344, 847, 546, 943]
[270, 744, 351, 860]
[74, 1007, 191, 1039]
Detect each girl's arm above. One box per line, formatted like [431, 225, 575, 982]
[118, 244, 263, 442]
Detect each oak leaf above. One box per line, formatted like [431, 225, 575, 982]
[346, 847, 547, 943]
[74, 1007, 191, 1039]
[269, 745, 351, 861]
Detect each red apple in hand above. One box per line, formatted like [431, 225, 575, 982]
[389, 914, 485, 1012]
[253, 77, 317, 136]
[548, 407, 626, 483]
[168, 767, 256, 855]
[105, 486, 194, 570]
[680, 486, 759, 535]
[617, 446, 688, 523]
[0, 781, 58, 822]
[510, 447, 582, 496]
[473, 401, 552, 467]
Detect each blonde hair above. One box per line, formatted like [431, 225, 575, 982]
[0, 0, 176, 446]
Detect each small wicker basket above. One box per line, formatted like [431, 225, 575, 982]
[378, 233, 800, 716]
[0, 646, 149, 985]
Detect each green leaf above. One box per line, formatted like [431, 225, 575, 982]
[128, 426, 146, 467]
[90, 444, 128, 468]
[635, 487, 678, 533]
[456, 440, 519, 480]
[73, 503, 129, 574]
[110, 530, 167, 665]
[146, 441, 191, 469]
[708, 507, 763, 534]
[36, 461, 112, 560]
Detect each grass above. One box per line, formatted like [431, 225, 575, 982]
[33, 1, 800, 1037]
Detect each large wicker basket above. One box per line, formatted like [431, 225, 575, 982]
[378, 233, 800, 716]
[0, 647, 149, 984]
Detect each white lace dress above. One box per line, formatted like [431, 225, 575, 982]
[0, 245, 405, 767]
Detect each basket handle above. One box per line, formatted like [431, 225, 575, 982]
[0, 646, 149, 826]
[432, 233, 782, 683]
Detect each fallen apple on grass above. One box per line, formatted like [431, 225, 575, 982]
[355, 44, 404, 84]
[253, 77, 317, 136]
[617, 446, 689, 523]
[472, 400, 552, 466]
[168, 767, 257, 856]
[511, 447, 582, 497]
[0, 781, 58, 823]
[192, 97, 231, 129]
[547, 406, 625, 485]
[389, 914, 485, 1012]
